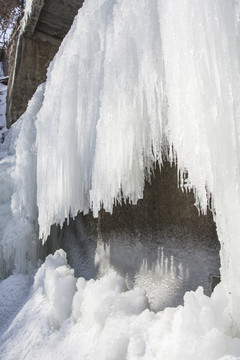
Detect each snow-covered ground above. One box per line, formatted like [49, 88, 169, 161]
[1, 0, 240, 359]
[0, 250, 238, 360]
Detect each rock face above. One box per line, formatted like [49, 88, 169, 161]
[6, 0, 84, 127]
[44, 163, 220, 310]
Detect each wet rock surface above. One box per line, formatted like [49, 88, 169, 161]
[45, 163, 220, 311]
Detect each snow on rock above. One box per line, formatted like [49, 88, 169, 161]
[21, 0, 36, 30]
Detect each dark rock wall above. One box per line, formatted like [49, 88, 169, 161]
[44, 163, 219, 263]
[6, 0, 84, 127]
[98, 162, 215, 237]
[36, 0, 84, 39]
[43, 163, 220, 310]
[7, 31, 60, 126]
[0, 48, 8, 74]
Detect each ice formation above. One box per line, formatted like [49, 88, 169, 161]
[1, 0, 240, 358]
[36, 0, 240, 329]
[36, 0, 167, 237]
[0, 84, 44, 278]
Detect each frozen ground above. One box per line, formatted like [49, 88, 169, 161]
[0, 274, 32, 334]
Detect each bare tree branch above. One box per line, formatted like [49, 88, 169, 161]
[0, 0, 25, 48]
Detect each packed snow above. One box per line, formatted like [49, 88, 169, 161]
[0, 0, 240, 359]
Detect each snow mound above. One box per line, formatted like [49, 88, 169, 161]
[1, 250, 240, 360]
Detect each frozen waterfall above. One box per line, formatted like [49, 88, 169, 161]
[36, 0, 240, 329]
[1, 0, 240, 358]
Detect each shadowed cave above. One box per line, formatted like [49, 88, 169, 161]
[43, 162, 220, 311]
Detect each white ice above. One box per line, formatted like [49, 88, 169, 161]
[1, 0, 240, 359]
[0, 83, 44, 279]
[36, 0, 240, 329]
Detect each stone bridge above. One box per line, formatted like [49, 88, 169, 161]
[6, 0, 84, 127]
